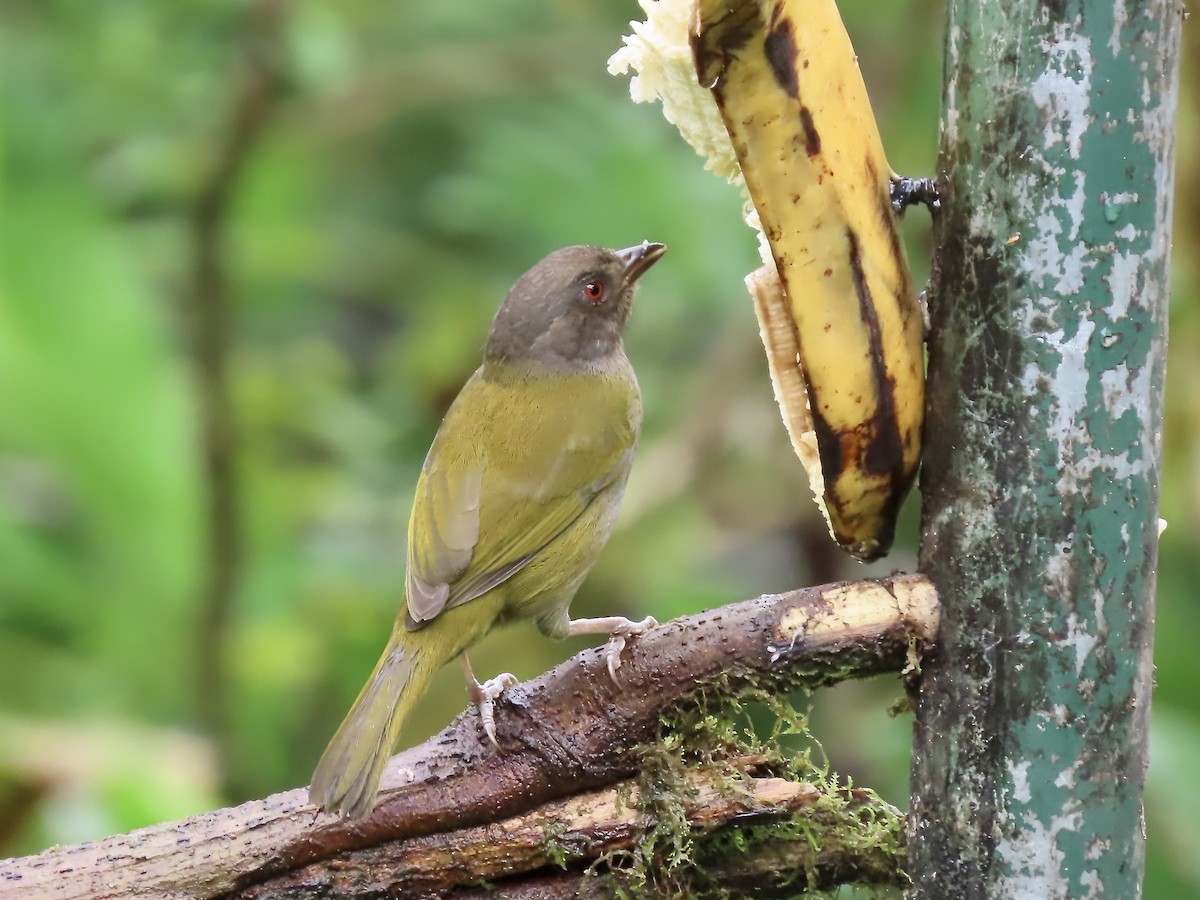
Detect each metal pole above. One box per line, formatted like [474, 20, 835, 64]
[908, 1, 1181, 895]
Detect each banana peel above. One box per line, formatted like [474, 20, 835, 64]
[611, 0, 924, 561]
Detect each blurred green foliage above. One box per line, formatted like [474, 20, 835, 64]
[0, 0, 1195, 893]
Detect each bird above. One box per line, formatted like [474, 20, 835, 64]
[309, 241, 666, 820]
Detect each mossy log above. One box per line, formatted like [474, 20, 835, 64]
[0, 574, 936, 898]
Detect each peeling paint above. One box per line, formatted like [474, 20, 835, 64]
[996, 812, 1080, 899]
[943, 24, 962, 144]
[1062, 612, 1097, 677]
[1011, 761, 1032, 804]
[1105, 249, 1141, 318]
[1108, 0, 1129, 55]
[1029, 26, 1093, 160]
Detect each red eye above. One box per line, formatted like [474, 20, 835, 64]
[583, 280, 605, 302]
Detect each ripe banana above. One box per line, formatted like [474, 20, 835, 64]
[611, 0, 924, 561]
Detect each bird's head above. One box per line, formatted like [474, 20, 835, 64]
[485, 242, 666, 367]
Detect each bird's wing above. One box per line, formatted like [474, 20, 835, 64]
[404, 366, 638, 629]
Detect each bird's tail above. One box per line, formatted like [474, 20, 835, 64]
[309, 630, 437, 820]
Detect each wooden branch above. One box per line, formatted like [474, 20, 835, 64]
[239, 768, 904, 898]
[0, 575, 936, 899]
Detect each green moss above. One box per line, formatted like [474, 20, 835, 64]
[541, 818, 573, 870]
[578, 686, 907, 897]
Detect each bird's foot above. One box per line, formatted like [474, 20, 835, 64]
[567, 615, 659, 684]
[604, 616, 658, 682]
[466, 671, 518, 746]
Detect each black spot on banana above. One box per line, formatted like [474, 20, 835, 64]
[692, 0, 925, 561]
[762, 18, 800, 97]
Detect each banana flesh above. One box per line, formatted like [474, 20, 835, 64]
[693, 0, 924, 561]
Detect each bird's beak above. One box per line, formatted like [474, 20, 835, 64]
[616, 241, 667, 284]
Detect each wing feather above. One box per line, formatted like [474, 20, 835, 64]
[403, 364, 638, 630]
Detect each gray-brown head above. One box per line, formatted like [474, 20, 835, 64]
[485, 242, 666, 367]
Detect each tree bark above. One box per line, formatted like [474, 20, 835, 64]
[909, 1, 1180, 897]
[0, 575, 935, 899]
[237, 770, 903, 898]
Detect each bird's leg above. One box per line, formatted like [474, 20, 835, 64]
[566, 615, 659, 683]
[459, 652, 517, 747]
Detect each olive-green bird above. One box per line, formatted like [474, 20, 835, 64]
[309, 241, 666, 820]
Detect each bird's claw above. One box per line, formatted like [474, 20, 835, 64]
[468, 672, 518, 747]
[605, 616, 658, 683]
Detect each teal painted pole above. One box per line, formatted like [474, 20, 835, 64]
[908, 1, 1181, 896]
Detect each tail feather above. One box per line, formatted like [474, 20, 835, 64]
[309, 636, 432, 820]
